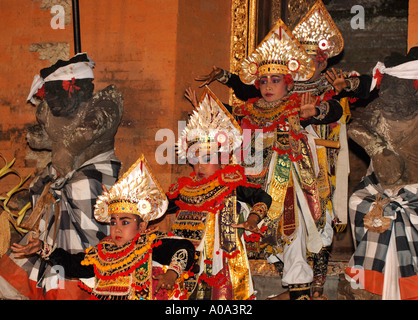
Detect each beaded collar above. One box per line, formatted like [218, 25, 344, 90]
[167, 165, 259, 214]
[80, 232, 163, 300]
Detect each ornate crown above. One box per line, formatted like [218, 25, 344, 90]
[292, 0, 344, 58]
[240, 19, 314, 84]
[177, 86, 242, 161]
[94, 154, 168, 223]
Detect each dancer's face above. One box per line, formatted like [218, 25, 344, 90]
[191, 151, 222, 180]
[259, 73, 288, 102]
[110, 212, 141, 246]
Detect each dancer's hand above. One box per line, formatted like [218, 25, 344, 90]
[11, 233, 43, 257]
[153, 270, 178, 293]
[185, 87, 198, 108]
[194, 66, 223, 87]
[231, 214, 265, 235]
[325, 68, 347, 94]
[300, 92, 317, 119]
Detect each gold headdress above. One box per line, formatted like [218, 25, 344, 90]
[178, 86, 242, 161]
[292, 0, 344, 58]
[240, 19, 314, 84]
[94, 154, 168, 223]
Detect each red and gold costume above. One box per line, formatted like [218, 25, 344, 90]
[35, 155, 196, 300]
[171, 88, 271, 300]
[167, 165, 271, 300]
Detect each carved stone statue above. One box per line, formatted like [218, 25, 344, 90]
[344, 48, 418, 300]
[348, 48, 418, 188]
[0, 53, 123, 300]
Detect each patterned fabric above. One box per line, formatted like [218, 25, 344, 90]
[0, 150, 120, 298]
[345, 165, 418, 299]
[235, 96, 323, 258]
[80, 232, 189, 300]
[168, 165, 267, 300]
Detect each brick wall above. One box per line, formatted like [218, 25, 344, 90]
[0, 0, 232, 198]
[0, 0, 73, 195]
[409, 0, 418, 49]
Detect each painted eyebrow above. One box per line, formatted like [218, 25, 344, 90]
[259, 75, 282, 80]
[110, 216, 134, 221]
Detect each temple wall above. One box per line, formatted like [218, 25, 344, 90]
[409, 0, 418, 49]
[0, 0, 232, 197]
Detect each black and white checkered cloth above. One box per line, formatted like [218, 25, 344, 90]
[8, 150, 120, 294]
[347, 166, 418, 279]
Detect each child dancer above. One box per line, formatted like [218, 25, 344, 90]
[167, 87, 272, 300]
[12, 154, 195, 300]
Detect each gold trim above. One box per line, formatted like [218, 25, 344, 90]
[229, 0, 256, 105]
[111, 154, 165, 196]
[200, 86, 243, 135]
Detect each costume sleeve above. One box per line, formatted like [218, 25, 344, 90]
[46, 247, 95, 279]
[152, 238, 196, 276]
[219, 70, 262, 101]
[165, 196, 180, 215]
[335, 74, 372, 100]
[301, 98, 343, 127]
[236, 186, 272, 221]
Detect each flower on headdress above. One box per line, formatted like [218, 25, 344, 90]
[284, 74, 294, 86]
[35, 85, 45, 100]
[248, 62, 259, 76]
[315, 48, 328, 63]
[318, 39, 330, 51]
[373, 69, 384, 89]
[62, 77, 80, 98]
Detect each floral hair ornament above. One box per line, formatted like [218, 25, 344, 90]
[240, 19, 314, 84]
[292, 0, 344, 58]
[94, 154, 168, 223]
[62, 77, 80, 98]
[177, 86, 243, 163]
[26, 53, 95, 104]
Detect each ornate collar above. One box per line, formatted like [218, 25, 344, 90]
[167, 165, 259, 214]
[244, 93, 299, 120]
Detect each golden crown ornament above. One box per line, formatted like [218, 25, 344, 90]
[94, 154, 168, 223]
[177, 86, 243, 162]
[292, 0, 344, 58]
[240, 19, 315, 84]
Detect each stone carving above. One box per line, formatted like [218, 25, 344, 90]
[348, 49, 418, 188]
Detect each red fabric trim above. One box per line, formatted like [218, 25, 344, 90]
[0, 254, 43, 299]
[97, 233, 141, 260]
[399, 274, 418, 300]
[223, 250, 240, 259]
[346, 267, 418, 300]
[0, 254, 89, 300]
[93, 238, 162, 281]
[199, 271, 228, 288]
[345, 267, 384, 296]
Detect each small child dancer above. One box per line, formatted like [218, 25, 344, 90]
[12, 154, 195, 300]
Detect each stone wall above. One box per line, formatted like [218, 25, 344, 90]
[0, 0, 232, 198]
